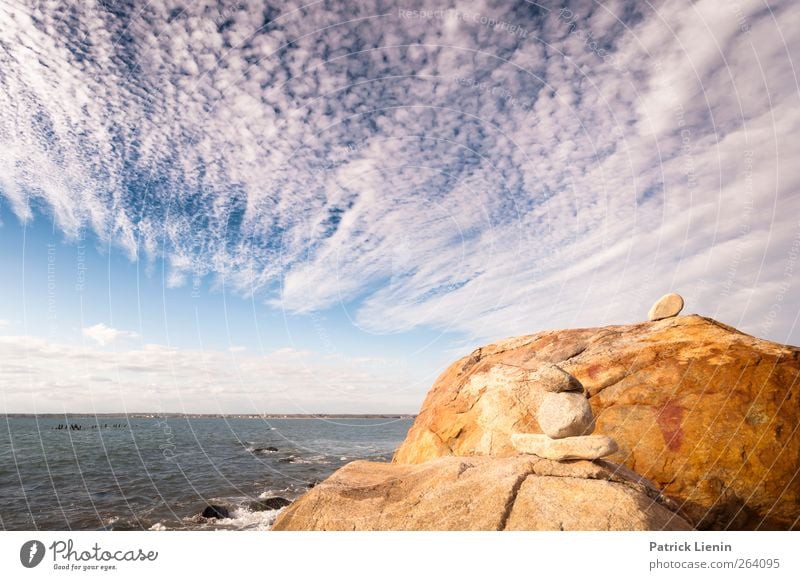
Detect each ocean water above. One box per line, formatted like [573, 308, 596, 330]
[0, 416, 412, 531]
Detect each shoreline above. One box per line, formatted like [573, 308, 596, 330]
[1, 413, 416, 419]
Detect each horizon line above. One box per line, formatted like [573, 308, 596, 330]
[1, 412, 417, 418]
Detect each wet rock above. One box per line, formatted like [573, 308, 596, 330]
[248, 497, 291, 511]
[201, 505, 230, 519]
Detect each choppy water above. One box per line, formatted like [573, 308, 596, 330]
[0, 416, 412, 530]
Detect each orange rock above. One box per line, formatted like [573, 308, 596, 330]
[272, 456, 692, 531]
[393, 315, 800, 530]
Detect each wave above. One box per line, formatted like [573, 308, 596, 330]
[145, 503, 285, 531]
[278, 454, 329, 465]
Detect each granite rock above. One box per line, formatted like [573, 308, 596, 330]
[648, 293, 685, 321]
[511, 433, 618, 460]
[537, 392, 595, 438]
[392, 315, 800, 530]
[272, 456, 692, 531]
[531, 364, 584, 393]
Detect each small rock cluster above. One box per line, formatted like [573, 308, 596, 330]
[511, 365, 618, 461]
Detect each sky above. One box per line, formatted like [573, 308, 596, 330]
[0, 0, 798, 413]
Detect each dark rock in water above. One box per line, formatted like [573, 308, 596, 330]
[248, 497, 291, 511]
[307, 480, 319, 489]
[256, 446, 278, 453]
[201, 504, 230, 519]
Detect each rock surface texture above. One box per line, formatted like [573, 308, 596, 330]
[272, 456, 692, 531]
[531, 363, 584, 392]
[648, 293, 685, 321]
[511, 433, 618, 460]
[393, 315, 800, 530]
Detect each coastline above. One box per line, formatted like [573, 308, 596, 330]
[1, 413, 416, 420]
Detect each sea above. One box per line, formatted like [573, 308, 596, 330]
[0, 416, 413, 531]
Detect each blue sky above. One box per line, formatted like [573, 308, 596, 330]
[0, 204, 448, 412]
[1, 0, 799, 412]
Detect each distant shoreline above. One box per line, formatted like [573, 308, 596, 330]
[2, 413, 416, 419]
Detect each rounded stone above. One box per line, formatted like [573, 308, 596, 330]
[648, 293, 685, 321]
[537, 392, 595, 439]
[530, 364, 584, 393]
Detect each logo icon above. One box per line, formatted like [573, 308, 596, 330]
[20, 540, 46, 568]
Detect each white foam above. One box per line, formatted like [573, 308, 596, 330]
[180, 496, 288, 531]
[193, 507, 282, 531]
[257, 488, 292, 499]
[286, 454, 328, 464]
[246, 445, 278, 454]
[226, 507, 281, 531]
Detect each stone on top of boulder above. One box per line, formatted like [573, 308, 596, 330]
[530, 363, 584, 393]
[536, 391, 595, 439]
[648, 293, 685, 321]
[511, 433, 618, 461]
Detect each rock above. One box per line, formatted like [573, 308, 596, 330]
[537, 392, 595, 438]
[511, 433, 617, 460]
[201, 505, 230, 519]
[272, 456, 692, 531]
[392, 315, 800, 530]
[248, 497, 291, 511]
[504, 471, 686, 531]
[531, 364, 584, 392]
[648, 293, 684, 321]
[251, 446, 278, 454]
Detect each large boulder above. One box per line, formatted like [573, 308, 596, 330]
[272, 456, 692, 531]
[393, 315, 800, 530]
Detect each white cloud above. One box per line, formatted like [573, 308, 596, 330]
[0, 0, 798, 349]
[81, 323, 139, 347]
[0, 335, 416, 414]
